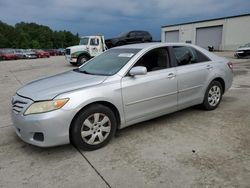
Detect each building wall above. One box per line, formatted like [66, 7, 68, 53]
[161, 15, 250, 51]
[223, 16, 250, 50]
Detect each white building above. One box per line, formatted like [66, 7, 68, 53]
[161, 14, 250, 51]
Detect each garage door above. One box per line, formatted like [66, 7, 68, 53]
[196, 26, 223, 50]
[165, 30, 179, 42]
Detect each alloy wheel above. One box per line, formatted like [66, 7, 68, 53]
[80, 113, 111, 145]
[208, 85, 221, 106]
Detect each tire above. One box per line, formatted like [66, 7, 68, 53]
[70, 104, 117, 150]
[77, 55, 89, 66]
[201, 81, 223, 110]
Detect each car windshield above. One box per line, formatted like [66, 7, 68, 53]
[244, 43, 250, 47]
[79, 37, 89, 45]
[77, 48, 140, 76]
[118, 32, 128, 37]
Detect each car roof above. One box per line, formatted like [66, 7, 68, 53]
[113, 42, 222, 63]
[113, 42, 196, 50]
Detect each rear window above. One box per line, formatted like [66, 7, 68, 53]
[173, 46, 210, 66]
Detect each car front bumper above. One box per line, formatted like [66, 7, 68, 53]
[65, 55, 77, 64]
[11, 109, 74, 147]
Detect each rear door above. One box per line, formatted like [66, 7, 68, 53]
[173, 46, 213, 109]
[121, 47, 177, 125]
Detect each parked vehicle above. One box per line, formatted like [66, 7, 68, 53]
[0, 49, 18, 60]
[105, 30, 152, 48]
[33, 50, 50, 58]
[11, 43, 233, 150]
[235, 43, 250, 58]
[45, 49, 59, 56]
[65, 35, 107, 66]
[57, 48, 65, 55]
[22, 49, 37, 59]
[14, 49, 27, 59]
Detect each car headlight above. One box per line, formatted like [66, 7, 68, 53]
[71, 52, 78, 58]
[24, 98, 69, 115]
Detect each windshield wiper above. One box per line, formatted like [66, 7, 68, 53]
[73, 68, 80, 72]
[73, 68, 110, 76]
[73, 68, 94, 75]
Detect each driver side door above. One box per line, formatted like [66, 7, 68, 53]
[121, 47, 178, 125]
[89, 37, 102, 57]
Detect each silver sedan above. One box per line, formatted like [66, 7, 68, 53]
[11, 43, 233, 150]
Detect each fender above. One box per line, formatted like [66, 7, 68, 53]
[71, 50, 91, 59]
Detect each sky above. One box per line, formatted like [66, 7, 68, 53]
[0, 0, 249, 40]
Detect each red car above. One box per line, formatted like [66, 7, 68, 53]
[33, 50, 50, 58]
[0, 49, 18, 60]
[44, 49, 58, 56]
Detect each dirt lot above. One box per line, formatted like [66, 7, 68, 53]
[0, 53, 250, 188]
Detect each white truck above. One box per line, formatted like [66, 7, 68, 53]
[65, 35, 107, 65]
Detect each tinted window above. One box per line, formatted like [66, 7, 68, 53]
[133, 48, 170, 72]
[173, 46, 210, 66]
[118, 32, 128, 37]
[129, 32, 136, 37]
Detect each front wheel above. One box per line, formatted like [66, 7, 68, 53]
[70, 104, 117, 150]
[77, 55, 89, 66]
[201, 81, 223, 110]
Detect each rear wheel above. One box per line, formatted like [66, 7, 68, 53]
[71, 104, 117, 150]
[201, 81, 223, 110]
[77, 55, 89, 66]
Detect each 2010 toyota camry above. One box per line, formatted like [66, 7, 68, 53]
[11, 43, 233, 150]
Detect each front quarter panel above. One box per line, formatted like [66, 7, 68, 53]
[56, 75, 125, 128]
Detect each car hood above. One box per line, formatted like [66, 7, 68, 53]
[67, 45, 87, 52]
[17, 70, 107, 101]
[4, 53, 15, 56]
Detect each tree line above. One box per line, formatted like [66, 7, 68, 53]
[0, 21, 80, 49]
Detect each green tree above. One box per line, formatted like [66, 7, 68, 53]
[0, 20, 80, 49]
[31, 40, 40, 49]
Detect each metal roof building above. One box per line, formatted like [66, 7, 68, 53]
[161, 14, 250, 51]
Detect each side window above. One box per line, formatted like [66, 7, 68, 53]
[195, 48, 210, 62]
[90, 38, 99, 46]
[129, 32, 136, 37]
[173, 46, 210, 66]
[133, 48, 170, 72]
[137, 31, 143, 36]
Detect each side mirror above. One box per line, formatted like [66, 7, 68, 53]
[129, 66, 147, 76]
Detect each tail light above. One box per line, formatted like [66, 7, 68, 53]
[227, 62, 233, 71]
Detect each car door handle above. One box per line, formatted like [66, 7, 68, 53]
[167, 73, 176, 79]
[206, 65, 213, 70]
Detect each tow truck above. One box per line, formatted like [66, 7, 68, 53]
[65, 35, 107, 66]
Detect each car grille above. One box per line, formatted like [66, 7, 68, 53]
[66, 49, 70, 55]
[12, 94, 33, 114]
